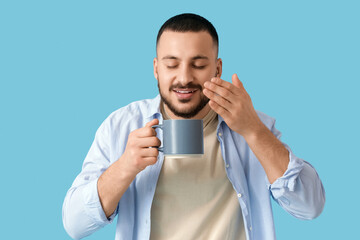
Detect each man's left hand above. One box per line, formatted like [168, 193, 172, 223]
[203, 74, 264, 138]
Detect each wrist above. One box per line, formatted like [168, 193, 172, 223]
[242, 122, 268, 143]
[114, 156, 139, 181]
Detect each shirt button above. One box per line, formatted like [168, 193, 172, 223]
[249, 226, 252, 231]
[218, 132, 222, 137]
[237, 193, 242, 198]
[226, 164, 229, 168]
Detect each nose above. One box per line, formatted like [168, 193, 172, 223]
[178, 65, 193, 86]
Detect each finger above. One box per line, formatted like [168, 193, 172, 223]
[133, 119, 159, 138]
[204, 81, 236, 103]
[208, 99, 231, 119]
[145, 118, 159, 127]
[203, 88, 232, 111]
[210, 77, 241, 95]
[231, 74, 244, 90]
[143, 156, 158, 166]
[140, 147, 159, 157]
[136, 126, 157, 138]
[138, 136, 161, 148]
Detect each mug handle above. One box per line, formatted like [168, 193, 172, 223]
[151, 124, 164, 152]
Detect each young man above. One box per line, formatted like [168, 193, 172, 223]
[63, 13, 325, 240]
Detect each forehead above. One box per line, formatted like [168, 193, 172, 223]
[157, 31, 217, 59]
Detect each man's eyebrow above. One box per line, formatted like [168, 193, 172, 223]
[161, 56, 178, 60]
[161, 55, 209, 61]
[192, 55, 209, 60]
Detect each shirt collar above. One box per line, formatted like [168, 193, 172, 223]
[144, 94, 162, 120]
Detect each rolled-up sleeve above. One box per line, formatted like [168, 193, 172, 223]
[62, 119, 117, 239]
[267, 124, 326, 220]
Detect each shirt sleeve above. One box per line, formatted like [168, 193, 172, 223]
[62, 119, 117, 240]
[267, 124, 326, 220]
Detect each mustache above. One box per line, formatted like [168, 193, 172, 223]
[169, 83, 203, 91]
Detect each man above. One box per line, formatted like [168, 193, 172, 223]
[63, 13, 325, 240]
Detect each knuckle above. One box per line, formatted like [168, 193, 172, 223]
[148, 157, 158, 165]
[129, 148, 137, 157]
[128, 137, 136, 145]
[145, 127, 151, 135]
[205, 89, 212, 97]
[152, 128, 157, 136]
[220, 97, 227, 106]
[152, 137, 161, 146]
[133, 157, 145, 169]
[151, 148, 159, 156]
[133, 158, 141, 167]
[219, 107, 227, 115]
[209, 100, 217, 108]
[146, 127, 154, 136]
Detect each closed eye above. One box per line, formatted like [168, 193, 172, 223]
[193, 65, 206, 69]
[167, 65, 178, 69]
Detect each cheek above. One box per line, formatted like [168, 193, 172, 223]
[157, 77, 171, 92]
[158, 70, 177, 86]
[197, 71, 215, 83]
[158, 66, 174, 78]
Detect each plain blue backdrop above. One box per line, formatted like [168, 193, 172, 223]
[1, 0, 359, 239]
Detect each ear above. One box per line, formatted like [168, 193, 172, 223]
[216, 58, 223, 77]
[153, 57, 159, 80]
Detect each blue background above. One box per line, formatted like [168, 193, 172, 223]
[1, 0, 359, 239]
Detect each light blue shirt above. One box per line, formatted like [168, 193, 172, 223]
[62, 95, 325, 240]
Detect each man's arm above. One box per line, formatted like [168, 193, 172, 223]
[63, 119, 160, 239]
[203, 74, 325, 219]
[98, 119, 161, 217]
[203, 74, 289, 183]
[241, 123, 289, 183]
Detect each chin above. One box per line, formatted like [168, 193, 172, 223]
[172, 93, 200, 103]
[159, 87, 209, 118]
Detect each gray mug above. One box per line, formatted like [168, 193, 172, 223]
[152, 119, 204, 158]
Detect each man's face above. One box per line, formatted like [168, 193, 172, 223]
[154, 31, 222, 119]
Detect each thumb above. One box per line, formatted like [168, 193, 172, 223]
[232, 73, 243, 89]
[145, 118, 159, 127]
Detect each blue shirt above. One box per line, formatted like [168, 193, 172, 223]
[62, 95, 325, 240]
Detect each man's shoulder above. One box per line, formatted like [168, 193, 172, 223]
[105, 95, 160, 126]
[113, 97, 158, 114]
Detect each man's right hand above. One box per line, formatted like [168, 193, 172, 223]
[120, 118, 161, 176]
[98, 118, 161, 218]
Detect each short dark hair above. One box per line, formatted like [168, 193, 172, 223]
[156, 13, 219, 55]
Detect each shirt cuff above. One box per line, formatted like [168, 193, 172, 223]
[81, 178, 117, 225]
[267, 145, 304, 199]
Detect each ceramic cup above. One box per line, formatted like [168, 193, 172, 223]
[152, 119, 204, 158]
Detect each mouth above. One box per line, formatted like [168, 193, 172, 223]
[173, 88, 198, 100]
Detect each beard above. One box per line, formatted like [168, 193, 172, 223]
[158, 82, 210, 119]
